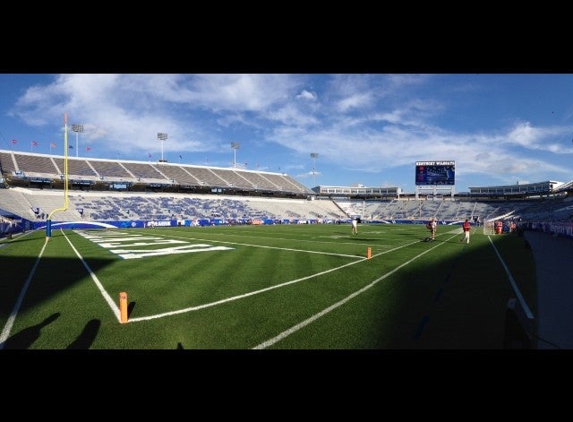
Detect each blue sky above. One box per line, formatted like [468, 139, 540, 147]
[0, 73, 572, 193]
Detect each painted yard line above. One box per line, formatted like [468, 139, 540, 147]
[65, 230, 369, 323]
[191, 230, 391, 246]
[58, 228, 436, 326]
[0, 239, 49, 349]
[79, 229, 362, 259]
[158, 233, 369, 259]
[112, 245, 234, 259]
[487, 235, 534, 320]
[253, 234, 458, 349]
[164, 230, 429, 258]
[129, 237, 428, 323]
[62, 230, 122, 322]
[128, 258, 368, 322]
[75, 230, 234, 259]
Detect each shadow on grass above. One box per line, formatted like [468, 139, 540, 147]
[66, 319, 101, 349]
[3, 313, 60, 349]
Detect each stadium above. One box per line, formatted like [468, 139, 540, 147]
[1, 149, 572, 350]
[1, 152, 572, 233]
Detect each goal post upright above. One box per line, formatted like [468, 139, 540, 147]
[46, 113, 70, 241]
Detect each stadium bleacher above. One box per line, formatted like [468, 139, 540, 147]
[1, 149, 572, 237]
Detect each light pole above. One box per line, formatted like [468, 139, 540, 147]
[71, 124, 84, 158]
[310, 152, 319, 187]
[231, 142, 240, 168]
[158, 132, 168, 162]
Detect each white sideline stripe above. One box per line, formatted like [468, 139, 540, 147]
[129, 260, 365, 322]
[61, 231, 122, 322]
[0, 228, 436, 348]
[82, 229, 362, 260]
[0, 240, 49, 349]
[0, 228, 528, 348]
[487, 235, 534, 320]
[197, 231, 375, 246]
[253, 235, 454, 349]
[183, 235, 364, 259]
[128, 238, 422, 322]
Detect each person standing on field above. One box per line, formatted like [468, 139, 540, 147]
[461, 218, 471, 243]
[430, 217, 437, 241]
[351, 218, 358, 235]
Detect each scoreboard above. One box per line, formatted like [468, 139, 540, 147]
[415, 161, 455, 186]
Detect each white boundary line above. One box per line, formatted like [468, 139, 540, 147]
[0, 229, 123, 349]
[253, 236, 453, 349]
[166, 233, 368, 259]
[67, 229, 424, 323]
[487, 235, 534, 320]
[0, 228, 456, 349]
[128, 238, 422, 322]
[253, 232, 530, 349]
[0, 239, 49, 349]
[61, 231, 122, 322]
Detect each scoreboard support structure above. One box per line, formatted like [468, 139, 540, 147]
[415, 185, 455, 200]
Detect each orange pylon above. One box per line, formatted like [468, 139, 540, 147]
[119, 292, 128, 323]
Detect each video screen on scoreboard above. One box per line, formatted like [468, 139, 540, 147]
[415, 161, 455, 186]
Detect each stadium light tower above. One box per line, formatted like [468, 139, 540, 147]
[310, 152, 319, 187]
[231, 142, 240, 168]
[71, 124, 84, 158]
[158, 132, 168, 162]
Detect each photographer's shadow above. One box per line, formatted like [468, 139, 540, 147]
[3, 312, 60, 349]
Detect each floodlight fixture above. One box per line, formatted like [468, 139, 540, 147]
[71, 124, 84, 158]
[158, 132, 168, 162]
[231, 142, 240, 167]
[310, 152, 319, 186]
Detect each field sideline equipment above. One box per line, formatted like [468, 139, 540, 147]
[483, 218, 496, 235]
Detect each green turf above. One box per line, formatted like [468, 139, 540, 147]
[0, 223, 536, 350]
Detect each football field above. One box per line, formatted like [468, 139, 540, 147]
[0, 223, 536, 350]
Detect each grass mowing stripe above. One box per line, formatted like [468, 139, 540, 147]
[99, 230, 431, 324]
[487, 235, 534, 320]
[413, 315, 431, 341]
[253, 235, 450, 349]
[128, 254, 369, 323]
[171, 234, 366, 259]
[62, 230, 121, 322]
[1, 225, 536, 349]
[0, 238, 49, 349]
[413, 235, 468, 343]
